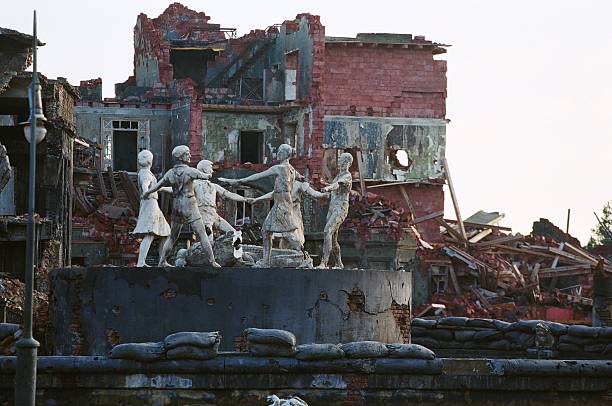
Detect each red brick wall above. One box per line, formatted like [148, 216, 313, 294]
[321, 46, 446, 119]
[373, 183, 444, 242]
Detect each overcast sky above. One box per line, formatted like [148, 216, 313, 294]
[3, 1, 611, 244]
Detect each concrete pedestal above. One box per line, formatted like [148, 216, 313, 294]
[49, 267, 412, 355]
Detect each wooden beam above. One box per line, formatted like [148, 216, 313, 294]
[449, 264, 461, 295]
[470, 286, 492, 311]
[443, 157, 467, 241]
[412, 211, 444, 225]
[445, 219, 512, 232]
[469, 228, 493, 244]
[474, 235, 523, 248]
[436, 218, 464, 241]
[355, 150, 367, 197]
[95, 162, 107, 200]
[119, 171, 140, 212]
[399, 185, 416, 221]
[107, 166, 118, 198]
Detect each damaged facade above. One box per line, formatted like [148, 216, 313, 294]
[74, 2, 448, 268]
[0, 28, 77, 330]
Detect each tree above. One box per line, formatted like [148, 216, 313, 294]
[587, 201, 612, 249]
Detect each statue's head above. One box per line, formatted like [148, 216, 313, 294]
[196, 159, 213, 178]
[338, 152, 353, 171]
[276, 144, 294, 162]
[172, 145, 191, 164]
[0, 144, 6, 158]
[137, 149, 153, 168]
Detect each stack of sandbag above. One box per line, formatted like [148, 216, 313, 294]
[411, 317, 612, 355]
[245, 328, 296, 357]
[164, 331, 221, 360]
[0, 323, 21, 355]
[110, 331, 221, 362]
[557, 325, 612, 354]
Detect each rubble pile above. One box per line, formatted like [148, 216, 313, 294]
[73, 168, 142, 265]
[0, 278, 48, 354]
[344, 192, 409, 241]
[415, 211, 611, 322]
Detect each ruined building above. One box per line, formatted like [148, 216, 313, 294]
[74, 2, 448, 268]
[0, 27, 78, 280]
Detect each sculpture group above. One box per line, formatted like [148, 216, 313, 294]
[133, 144, 353, 269]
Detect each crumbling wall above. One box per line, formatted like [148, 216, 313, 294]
[201, 110, 283, 163]
[323, 116, 445, 180]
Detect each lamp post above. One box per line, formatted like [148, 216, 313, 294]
[15, 10, 46, 406]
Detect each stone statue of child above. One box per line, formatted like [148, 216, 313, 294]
[144, 145, 220, 267]
[316, 152, 353, 269]
[132, 150, 172, 267]
[253, 176, 329, 251]
[219, 144, 298, 267]
[0, 143, 11, 193]
[194, 159, 254, 243]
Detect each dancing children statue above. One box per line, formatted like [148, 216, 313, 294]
[219, 144, 298, 267]
[316, 152, 353, 269]
[194, 159, 253, 242]
[144, 145, 220, 267]
[253, 177, 328, 251]
[132, 150, 171, 267]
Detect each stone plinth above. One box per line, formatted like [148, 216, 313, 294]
[49, 266, 412, 355]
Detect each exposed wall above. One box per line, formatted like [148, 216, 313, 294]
[323, 116, 446, 180]
[201, 111, 283, 163]
[322, 46, 446, 119]
[49, 267, 412, 355]
[0, 356, 610, 405]
[74, 104, 187, 173]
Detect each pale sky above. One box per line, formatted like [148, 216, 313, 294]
[3, 1, 611, 245]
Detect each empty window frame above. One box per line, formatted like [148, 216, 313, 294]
[239, 131, 264, 164]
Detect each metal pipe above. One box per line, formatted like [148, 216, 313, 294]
[15, 10, 40, 406]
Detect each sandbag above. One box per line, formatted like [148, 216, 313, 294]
[386, 343, 435, 360]
[604, 343, 612, 354]
[454, 330, 477, 342]
[568, 325, 599, 338]
[509, 320, 545, 333]
[166, 345, 218, 360]
[245, 328, 296, 347]
[584, 344, 606, 353]
[341, 341, 389, 358]
[558, 343, 581, 352]
[599, 327, 612, 339]
[164, 331, 220, 350]
[492, 320, 512, 331]
[437, 317, 469, 328]
[295, 344, 345, 361]
[559, 334, 600, 346]
[483, 339, 511, 351]
[425, 328, 454, 341]
[110, 342, 164, 362]
[465, 319, 497, 329]
[0, 323, 19, 340]
[248, 342, 296, 357]
[411, 337, 440, 349]
[472, 330, 503, 342]
[410, 327, 429, 337]
[546, 322, 569, 336]
[411, 318, 437, 329]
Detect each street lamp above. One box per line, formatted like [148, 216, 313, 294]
[15, 10, 44, 406]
